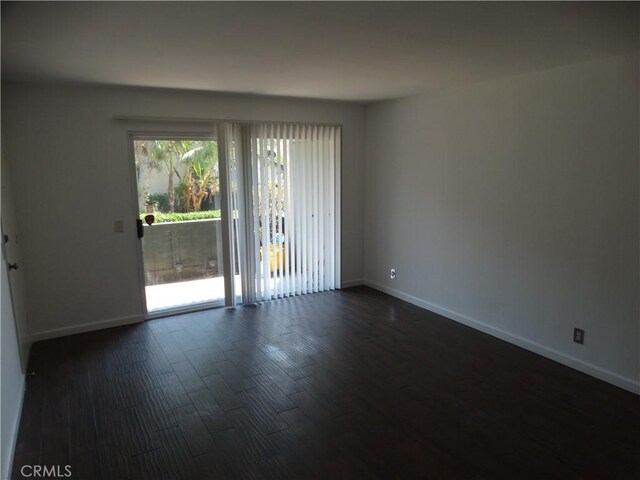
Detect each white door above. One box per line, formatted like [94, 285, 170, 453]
[1, 144, 31, 372]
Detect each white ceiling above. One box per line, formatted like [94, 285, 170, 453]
[2, 1, 638, 102]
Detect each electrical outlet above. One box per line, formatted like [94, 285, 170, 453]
[390, 268, 396, 279]
[573, 328, 584, 345]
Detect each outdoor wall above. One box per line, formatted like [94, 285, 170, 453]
[364, 53, 640, 392]
[1, 83, 366, 339]
[142, 219, 222, 284]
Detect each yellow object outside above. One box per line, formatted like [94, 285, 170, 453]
[260, 244, 285, 273]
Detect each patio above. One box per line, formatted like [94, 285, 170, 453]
[145, 275, 241, 312]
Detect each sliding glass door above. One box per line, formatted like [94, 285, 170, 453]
[131, 123, 340, 316]
[132, 134, 240, 314]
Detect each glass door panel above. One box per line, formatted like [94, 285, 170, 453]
[133, 137, 227, 313]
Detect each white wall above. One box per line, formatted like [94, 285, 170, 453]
[1, 84, 366, 339]
[365, 53, 640, 392]
[1, 259, 25, 479]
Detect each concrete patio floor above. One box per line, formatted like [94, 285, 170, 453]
[145, 275, 241, 312]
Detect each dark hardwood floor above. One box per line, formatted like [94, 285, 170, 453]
[11, 286, 640, 479]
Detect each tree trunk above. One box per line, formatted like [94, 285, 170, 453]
[136, 144, 152, 212]
[139, 169, 151, 211]
[167, 170, 175, 212]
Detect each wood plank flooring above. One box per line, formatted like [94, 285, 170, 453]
[11, 286, 640, 479]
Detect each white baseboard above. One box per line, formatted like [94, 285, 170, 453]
[363, 279, 640, 395]
[341, 279, 364, 288]
[30, 314, 143, 342]
[4, 374, 25, 480]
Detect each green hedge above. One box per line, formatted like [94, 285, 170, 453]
[141, 210, 221, 223]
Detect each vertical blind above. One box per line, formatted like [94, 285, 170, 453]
[222, 122, 341, 304]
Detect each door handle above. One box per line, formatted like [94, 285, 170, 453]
[136, 219, 144, 238]
[8, 263, 18, 270]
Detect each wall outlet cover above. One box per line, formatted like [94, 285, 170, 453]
[573, 328, 585, 345]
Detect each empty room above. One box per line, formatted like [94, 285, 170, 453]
[1, 1, 638, 479]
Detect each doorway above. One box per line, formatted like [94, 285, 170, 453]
[131, 135, 239, 314]
[1, 145, 31, 371]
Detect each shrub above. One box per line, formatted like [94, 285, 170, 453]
[147, 193, 169, 212]
[141, 210, 222, 223]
